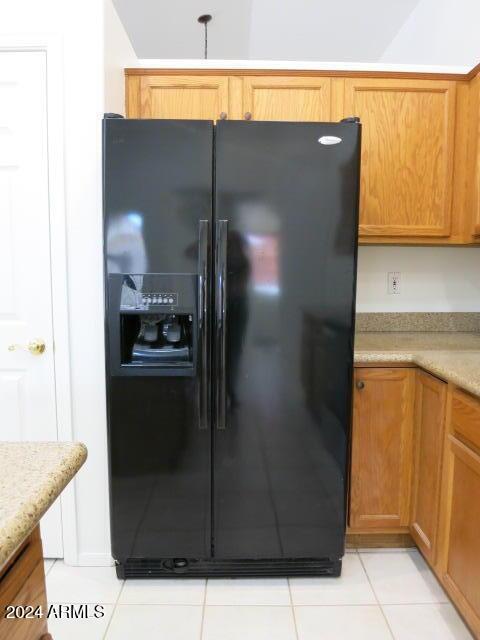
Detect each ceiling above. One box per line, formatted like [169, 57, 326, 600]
[113, 0, 423, 61]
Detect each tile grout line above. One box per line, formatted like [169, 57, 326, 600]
[288, 577, 300, 640]
[199, 579, 208, 640]
[358, 552, 396, 640]
[102, 571, 126, 640]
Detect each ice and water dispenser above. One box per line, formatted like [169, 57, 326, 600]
[107, 274, 198, 376]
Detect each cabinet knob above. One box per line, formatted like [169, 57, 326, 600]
[219, 112, 227, 120]
[244, 112, 252, 120]
[356, 380, 365, 390]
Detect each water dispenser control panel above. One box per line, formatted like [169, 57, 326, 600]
[139, 293, 178, 307]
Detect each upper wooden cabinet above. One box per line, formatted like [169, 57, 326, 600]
[125, 67, 480, 245]
[410, 371, 447, 565]
[241, 76, 331, 122]
[127, 75, 230, 120]
[343, 78, 456, 239]
[350, 368, 415, 530]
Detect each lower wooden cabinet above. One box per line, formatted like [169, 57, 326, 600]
[349, 367, 415, 530]
[410, 370, 447, 564]
[0, 526, 50, 640]
[349, 369, 480, 636]
[438, 389, 480, 637]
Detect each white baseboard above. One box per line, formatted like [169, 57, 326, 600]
[68, 552, 115, 567]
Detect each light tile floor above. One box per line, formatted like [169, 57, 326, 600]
[43, 549, 473, 639]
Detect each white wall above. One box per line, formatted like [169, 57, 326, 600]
[357, 247, 480, 312]
[105, 0, 136, 115]
[0, 0, 136, 566]
[381, 0, 480, 65]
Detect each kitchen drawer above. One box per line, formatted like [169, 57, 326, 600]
[451, 389, 480, 452]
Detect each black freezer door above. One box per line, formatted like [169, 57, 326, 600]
[103, 119, 213, 562]
[213, 120, 360, 560]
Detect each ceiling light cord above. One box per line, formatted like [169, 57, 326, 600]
[197, 14, 212, 60]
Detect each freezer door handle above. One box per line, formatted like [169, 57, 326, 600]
[215, 219, 228, 430]
[198, 219, 210, 430]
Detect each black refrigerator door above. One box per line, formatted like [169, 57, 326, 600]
[213, 120, 360, 560]
[103, 118, 213, 565]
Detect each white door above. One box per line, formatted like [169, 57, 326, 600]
[0, 51, 63, 557]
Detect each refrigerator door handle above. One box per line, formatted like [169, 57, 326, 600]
[215, 219, 228, 430]
[198, 219, 210, 430]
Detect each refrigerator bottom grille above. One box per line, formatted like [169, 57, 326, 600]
[118, 557, 342, 579]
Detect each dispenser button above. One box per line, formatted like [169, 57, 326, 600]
[168, 297, 174, 304]
[163, 298, 169, 304]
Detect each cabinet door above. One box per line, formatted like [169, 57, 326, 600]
[344, 78, 456, 238]
[410, 371, 447, 564]
[350, 368, 415, 530]
[242, 76, 331, 122]
[128, 75, 230, 120]
[442, 435, 480, 637]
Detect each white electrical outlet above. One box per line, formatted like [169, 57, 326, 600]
[388, 271, 401, 294]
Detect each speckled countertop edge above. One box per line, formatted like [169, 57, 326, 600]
[0, 442, 87, 571]
[354, 332, 480, 398]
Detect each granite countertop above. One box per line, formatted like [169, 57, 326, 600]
[355, 332, 480, 398]
[0, 442, 87, 571]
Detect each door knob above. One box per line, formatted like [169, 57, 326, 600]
[28, 339, 46, 355]
[356, 380, 365, 390]
[8, 339, 46, 355]
[219, 112, 228, 120]
[244, 112, 252, 120]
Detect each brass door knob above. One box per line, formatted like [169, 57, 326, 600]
[8, 339, 46, 355]
[356, 380, 365, 390]
[219, 112, 228, 120]
[29, 339, 46, 355]
[244, 112, 252, 120]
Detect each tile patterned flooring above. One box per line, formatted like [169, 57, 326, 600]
[43, 549, 473, 639]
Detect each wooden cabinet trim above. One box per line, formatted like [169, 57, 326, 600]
[139, 75, 230, 88]
[472, 83, 480, 238]
[449, 433, 480, 470]
[125, 67, 476, 81]
[442, 572, 480, 639]
[410, 371, 447, 564]
[125, 75, 141, 118]
[360, 225, 452, 238]
[451, 389, 480, 452]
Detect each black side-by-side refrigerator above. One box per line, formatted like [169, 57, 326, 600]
[103, 116, 361, 578]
